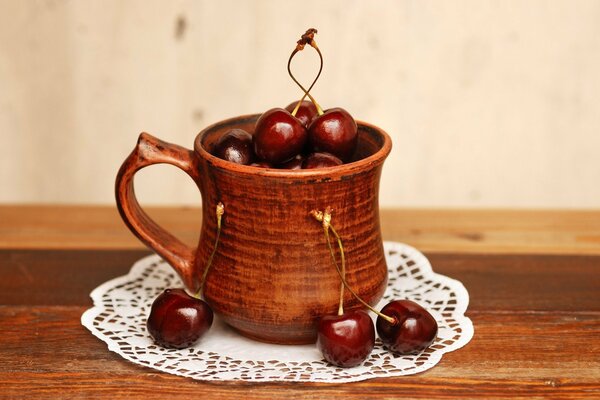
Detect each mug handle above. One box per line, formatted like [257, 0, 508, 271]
[115, 132, 201, 291]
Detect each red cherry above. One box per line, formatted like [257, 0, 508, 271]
[249, 161, 273, 168]
[146, 288, 213, 349]
[211, 129, 254, 165]
[308, 108, 358, 162]
[376, 300, 438, 355]
[302, 152, 342, 169]
[279, 154, 304, 170]
[285, 100, 318, 128]
[253, 108, 307, 164]
[317, 310, 375, 368]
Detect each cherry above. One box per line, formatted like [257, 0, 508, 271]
[249, 161, 273, 168]
[302, 152, 342, 169]
[279, 154, 304, 170]
[376, 300, 438, 355]
[253, 108, 307, 164]
[211, 129, 254, 165]
[317, 310, 375, 367]
[308, 108, 357, 162]
[285, 100, 318, 128]
[146, 288, 213, 349]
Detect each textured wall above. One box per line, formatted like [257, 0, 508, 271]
[1, 0, 599, 207]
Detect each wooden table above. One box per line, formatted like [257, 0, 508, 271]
[1, 206, 599, 399]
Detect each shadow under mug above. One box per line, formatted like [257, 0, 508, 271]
[115, 114, 392, 344]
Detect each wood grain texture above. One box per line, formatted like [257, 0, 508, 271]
[1, 250, 598, 312]
[1, 307, 599, 399]
[0, 251, 600, 399]
[0, 247, 599, 399]
[2, 206, 600, 255]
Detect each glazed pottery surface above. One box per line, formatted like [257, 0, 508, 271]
[116, 114, 392, 344]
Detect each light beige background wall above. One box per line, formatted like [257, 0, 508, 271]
[1, 0, 599, 207]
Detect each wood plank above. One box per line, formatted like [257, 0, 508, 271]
[427, 253, 600, 312]
[0, 306, 598, 399]
[1, 206, 599, 399]
[1, 206, 600, 255]
[380, 208, 600, 256]
[0, 249, 149, 305]
[1, 250, 598, 312]
[0, 205, 201, 251]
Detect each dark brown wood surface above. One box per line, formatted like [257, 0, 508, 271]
[1, 206, 599, 399]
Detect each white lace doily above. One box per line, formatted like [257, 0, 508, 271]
[81, 242, 473, 382]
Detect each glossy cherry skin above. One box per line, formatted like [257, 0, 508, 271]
[376, 300, 438, 355]
[211, 129, 254, 165]
[279, 154, 304, 170]
[146, 288, 213, 349]
[308, 107, 358, 162]
[302, 152, 342, 169]
[285, 100, 318, 128]
[253, 108, 307, 164]
[317, 310, 375, 368]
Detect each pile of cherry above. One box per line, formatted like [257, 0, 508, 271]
[146, 28, 439, 369]
[211, 100, 357, 170]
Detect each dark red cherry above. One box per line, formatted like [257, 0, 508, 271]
[302, 152, 342, 169]
[249, 161, 273, 168]
[308, 108, 358, 162]
[285, 100, 318, 128]
[211, 129, 253, 165]
[317, 310, 375, 368]
[146, 288, 213, 349]
[376, 300, 438, 355]
[279, 154, 304, 170]
[253, 108, 307, 164]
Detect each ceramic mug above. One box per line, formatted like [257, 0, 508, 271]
[115, 114, 392, 344]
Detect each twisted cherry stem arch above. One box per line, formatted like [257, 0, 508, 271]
[287, 29, 325, 117]
[197, 202, 225, 298]
[310, 209, 396, 324]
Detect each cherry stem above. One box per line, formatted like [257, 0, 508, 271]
[287, 30, 324, 116]
[310, 209, 396, 325]
[320, 208, 345, 315]
[197, 202, 225, 298]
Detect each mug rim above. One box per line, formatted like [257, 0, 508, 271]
[194, 113, 392, 178]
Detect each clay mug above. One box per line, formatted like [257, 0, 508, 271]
[115, 114, 392, 344]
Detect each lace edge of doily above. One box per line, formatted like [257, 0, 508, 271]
[384, 241, 472, 316]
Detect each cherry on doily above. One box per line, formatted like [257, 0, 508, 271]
[317, 309, 375, 368]
[146, 203, 225, 349]
[376, 299, 438, 355]
[147, 288, 213, 349]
